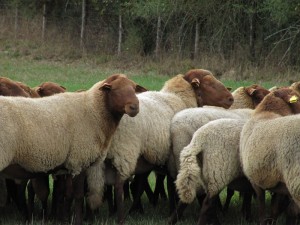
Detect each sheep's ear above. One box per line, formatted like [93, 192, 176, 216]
[191, 78, 200, 88]
[135, 85, 148, 93]
[60, 85, 67, 90]
[99, 83, 111, 91]
[227, 87, 232, 91]
[247, 88, 257, 96]
[36, 87, 42, 94]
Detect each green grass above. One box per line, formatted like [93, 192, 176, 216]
[0, 54, 289, 224]
[8, 175, 285, 225]
[0, 51, 285, 92]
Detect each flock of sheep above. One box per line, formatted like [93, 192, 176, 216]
[0, 69, 299, 225]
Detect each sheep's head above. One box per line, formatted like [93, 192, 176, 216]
[245, 84, 270, 108]
[184, 69, 233, 108]
[16, 81, 40, 98]
[0, 77, 30, 97]
[100, 74, 147, 119]
[36, 82, 66, 97]
[255, 88, 300, 116]
[290, 81, 300, 96]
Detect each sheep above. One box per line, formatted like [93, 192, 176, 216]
[6, 80, 70, 220]
[85, 69, 234, 224]
[166, 84, 270, 222]
[173, 118, 250, 225]
[290, 81, 300, 96]
[0, 78, 68, 220]
[230, 84, 270, 109]
[0, 74, 146, 225]
[34, 81, 67, 97]
[16, 81, 40, 98]
[240, 88, 300, 224]
[169, 84, 269, 179]
[129, 84, 262, 215]
[0, 77, 36, 219]
[0, 77, 30, 97]
[129, 84, 269, 217]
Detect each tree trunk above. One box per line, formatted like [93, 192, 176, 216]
[14, 6, 18, 39]
[249, 12, 255, 62]
[42, 1, 46, 42]
[155, 15, 161, 59]
[80, 0, 86, 52]
[117, 13, 122, 56]
[194, 19, 200, 60]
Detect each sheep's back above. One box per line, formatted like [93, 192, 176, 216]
[169, 107, 253, 178]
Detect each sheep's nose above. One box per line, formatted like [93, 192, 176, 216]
[130, 104, 138, 111]
[228, 96, 234, 103]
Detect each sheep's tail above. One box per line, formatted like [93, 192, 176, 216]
[175, 144, 204, 204]
[86, 158, 105, 210]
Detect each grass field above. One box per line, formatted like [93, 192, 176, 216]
[0, 53, 289, 225]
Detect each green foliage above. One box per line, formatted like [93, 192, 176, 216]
[263, 0, 300, 25]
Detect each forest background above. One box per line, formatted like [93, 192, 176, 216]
[0, 0, 300, 82]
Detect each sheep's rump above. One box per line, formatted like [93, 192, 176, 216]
[240, 114, 300, 190]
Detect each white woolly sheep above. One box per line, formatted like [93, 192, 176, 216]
[168, 84, 269, 185]
[174, 118, 249, 225]
[166, 84, 270, 222]
[230, 84, 270, 109]
[128, 84, 269, 218]
[86, 69, 234, 224]
[0, 74, 146, 225]
[240, 88, 300, 224]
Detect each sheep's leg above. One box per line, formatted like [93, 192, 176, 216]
[129, 173, 148, 214]
[105, 184, 116, 216]
[5, 179, 18, 206]
[285, 199, 299, 225]
[197, 194, 220, 225]
[27, 180, 35, 220]
[270, 193, 290, 223]
[197, 193, 206, 207]
[0, 178, 7, 207]
[143, 173, 155, 204]
[51, 175, 65, 220]
[153, 173, 167, 206]
[115, 173, 125, 225]
[123, 180, 131, 201]
[241, 191, 253, 221]
[63, 175, 74, 222]
[168, 200, 188, 225]
[197, 195, 220, 225]
[72, 172, 85, 225]
[32, 175, 50, 220]
[251, 184, 266, 225]
[223, 188, 234, 212]
[167, 174, 178, 215]
[16, 180, 29, 221]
